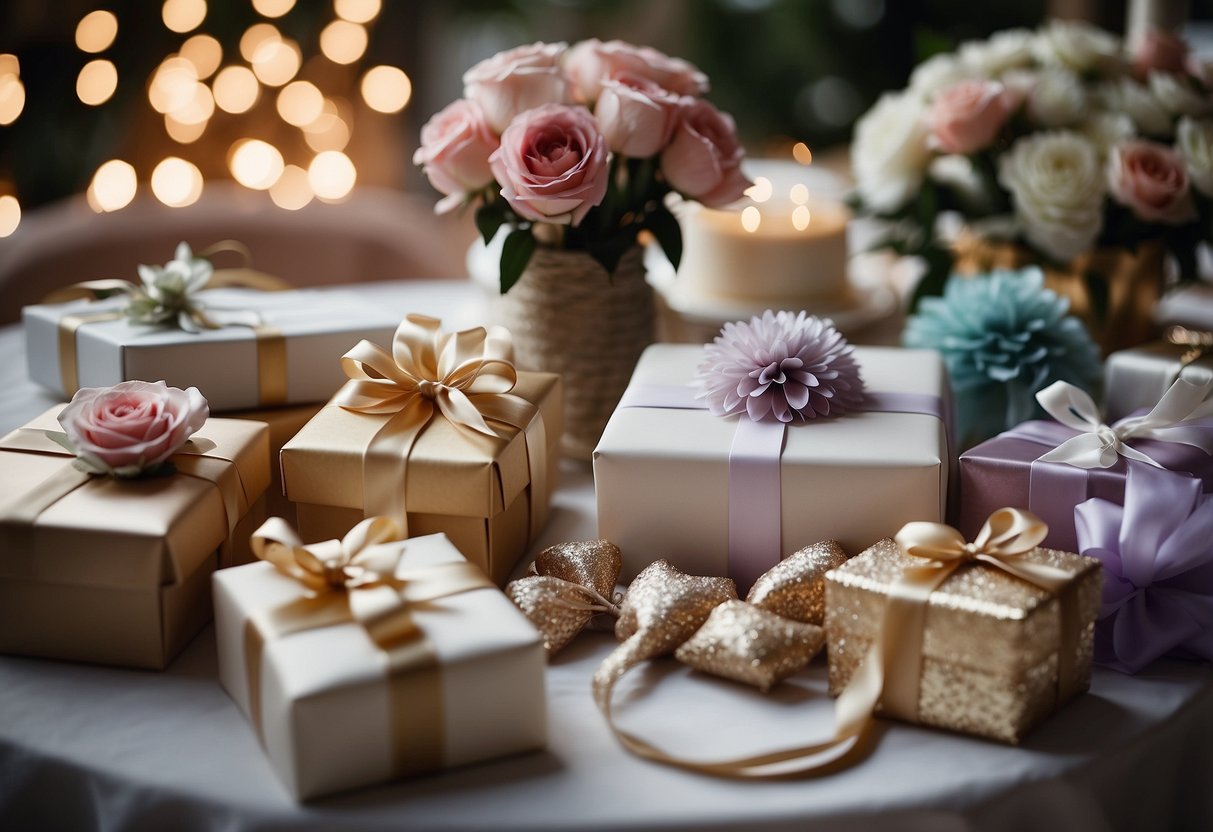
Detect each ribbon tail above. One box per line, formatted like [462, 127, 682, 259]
[363, 396, 433, 537]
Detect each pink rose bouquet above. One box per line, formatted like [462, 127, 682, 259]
[415, 39, 750, 292]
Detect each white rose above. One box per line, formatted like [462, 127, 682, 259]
[959, 29, 1035, 76]
[1081, 111, 1135, 157]
[909, 53, 971, 99]
[930, 154, 995, 213]
[1149, 71, 1212, 118]
[1178, 116, 1213, 196]
[852, 92, 931, 214]
[1098, 78, 1174, 137]
[1028, 68, 1087, 127]
[999, 131, 1105, 262]
[1032, 20, 1122, 74]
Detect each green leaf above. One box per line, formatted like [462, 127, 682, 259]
[587, 234, 632, 279]
[499, 229, 536, 294]
[1084, 270, 1110, 325]
[647, 207, 683, 271]
[475, 203, 505, 246]
[44, 430, 76, 455]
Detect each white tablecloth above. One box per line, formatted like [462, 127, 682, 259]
[2, 281, 1212, 831]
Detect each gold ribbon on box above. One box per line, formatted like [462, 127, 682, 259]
[243, 516, 494, 776]
[41, 241, 293, 405]
[334, 314, 549, 540]
[592, 509, 1082, 779]
[0, 422, 256, 569]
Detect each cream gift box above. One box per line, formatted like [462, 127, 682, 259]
[1104, 339, 1213, 421]
[0, 406, 269, 669]
[214, 527, 547, 800]
[593, 345, 950, 583]
[24, 288, 400, 411]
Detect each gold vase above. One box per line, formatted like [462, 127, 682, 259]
[952, 236, 1165, 356]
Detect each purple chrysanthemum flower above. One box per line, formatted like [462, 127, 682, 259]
[695, 310, 865, 423]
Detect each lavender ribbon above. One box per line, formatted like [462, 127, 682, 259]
[620, 385, 948, 589]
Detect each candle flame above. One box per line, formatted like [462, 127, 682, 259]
[741, 205, 761, 233]
[792, 205, 811, 231]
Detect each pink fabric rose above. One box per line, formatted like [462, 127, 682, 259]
[927, 80, 1013, 155]
[594, 73, 681, 158]
[413, 99, 500, 213]
[1134, 28, 1189, 76]
[565, 39, 708, 104]
[660, 99, 751, 207]
[58, 380, 209, 476]
[463, 42, 569, 134]
[1108, 139, 1198, 224]
[489, 103, 610, 226]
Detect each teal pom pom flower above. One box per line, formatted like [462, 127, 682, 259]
[903, 267, 1101, 448]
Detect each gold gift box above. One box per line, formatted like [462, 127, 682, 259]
[225, 402, 324, 520]
[0, 407, 270, 669]
[281, 372, 562, 585]
[825, 538, 1101, 744]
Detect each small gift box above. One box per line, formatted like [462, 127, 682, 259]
[281, 315, 562, 585]
[214, 518, 547, 800]
[24, 248, 400, 411]
[825, 510, 1102, 744]
[1104, 334, 1213, 421]
[0, 389, 270, 669]
[959, 379, 1213, 553]
[593, 313, 950, 589]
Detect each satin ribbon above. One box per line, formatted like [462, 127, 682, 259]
[333, 314, 547, 540]
[596, 509, 1082, 779]
[43, 241, 292, 403]
[620, 384, 949, 590]
[243, 517, 493, 776]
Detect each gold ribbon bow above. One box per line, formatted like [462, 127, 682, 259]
[243, 516, 493, 776]
[334, 314, 546, 538]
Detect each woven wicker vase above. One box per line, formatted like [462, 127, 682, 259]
[491, 244, 654, 460]
[952, 236, 1165, 356]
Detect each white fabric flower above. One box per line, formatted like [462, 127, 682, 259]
[1028, 68, 1087, 128]
[1177, 116, 1213, 197]
[1032, 20, 1122, 74]
[851, 92, 931, 214]
[1081, 111, 1136, 158]
[909, 53, 971, 99]
[999, 131, 1105, 262]
[1098, 78, 1174, 137]
[959, 29, 1035, 76]
[1148, 71, 1212, 118]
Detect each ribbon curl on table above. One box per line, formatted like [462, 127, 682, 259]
[333, 314, 547, 539]
[593, 510, 1081, 779]
[244, 516, 494, 776]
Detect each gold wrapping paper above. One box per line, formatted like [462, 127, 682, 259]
[226, 402, 324, 520]
[825, 538, 1101, 744]
[280, 372, 562, 585]
[0, 406, 270, 669]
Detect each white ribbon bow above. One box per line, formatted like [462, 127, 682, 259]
[1035, 378, 1213, 469]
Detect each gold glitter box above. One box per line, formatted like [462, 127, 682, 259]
[825, 538, 1102, 744]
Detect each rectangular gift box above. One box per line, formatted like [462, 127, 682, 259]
[593, 345, 950, 581]
[23, 288, 401, 411]
[825, 538, 1101, 744]
[226, 402, 325, 521]
[958, 425, 1213, 553]
[0, 407, 270, 669]
[280, 372, 562, 585]
[1104, 339, 1213, 421]
[213, 532, 547, 800]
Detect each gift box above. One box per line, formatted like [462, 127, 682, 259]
[214, 523, 547, 800]
[280, 317, 562, 586]
[1104, 339, 1213, 421]
[593, 344, 950, 585]
[825, 534, 1101, 744]
[226, 402, 325, 520]
[0, 406, 270, 669]
[24, 288, 400, 411]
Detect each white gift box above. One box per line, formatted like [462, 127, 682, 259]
[213, 532, 547, 800]
[24, 288, 400, 411]
[1104, 340, 1213, 421]
[593, 345, 950, 581]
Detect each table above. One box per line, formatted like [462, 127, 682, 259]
[2, 281, 1212, 831]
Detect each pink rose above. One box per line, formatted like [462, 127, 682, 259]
[565, 39, 709, 104]
[1134, 28, 1189, 76]
[413, 99, 500, 213]
[58, 380, 209, 476]
[927, 80, 1013, 155]
[595, 73, 681, 158]
[489, 103, 609, 226]
[660, 99, 751, 207]
[1108, 139, 1197, 224]
[463, 42, 569, 134]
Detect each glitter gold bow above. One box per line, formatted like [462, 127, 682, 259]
[334, 315, 545, 536]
